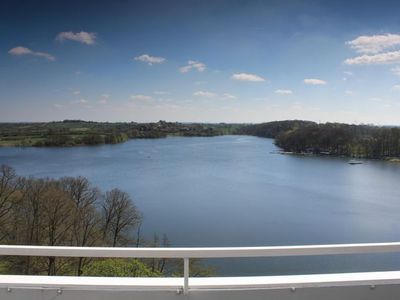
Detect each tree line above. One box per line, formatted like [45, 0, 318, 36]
[276, 123, 400, 158]
[236, 120, 314, 138]
[239, 120, 400, 159]
[0, 165, 214, 277]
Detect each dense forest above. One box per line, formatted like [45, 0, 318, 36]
[240, 121, 400, 159]
[0, 165, 213, 277]
[236, 120, 315, 138]
[0, 120, 240, 147]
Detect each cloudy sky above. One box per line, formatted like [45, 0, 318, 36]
[2, 0, 400, 124]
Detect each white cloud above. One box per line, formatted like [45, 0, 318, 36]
[8, 46, 55, 61]
[98, 94, 110, 104]
[345, 34, 400, 65]
[130, 94, 153, 101]
[303, 78, 327, 85]
[9, 47, 32, 55]
[391, 66, 400, 76]
[392, 84, 400, 91]
[179, 60, 206, 73]
[53, 103, 65, 109]
[346, 34, 400, 54]
[369, 97, 383, 102]
[231, 72, 265, 82]
[73, 90, 81, 95]
[222, 93, 236, 99]
[179, 65, 191, 73]
[56, 31, 96, 45]
[274, 89, 293, 95]
[33, 52, 56, 61]
[345, 90, 354, 95]
[78, 98, 88, 104]
[153, 91, 169, 95]
[33, 52, 55, 61]
[193, 91, 216, 97]
[134, 54, 165, 65]
[71, 98, 89, 105]
[192, 91, 235, 99]
[342, 71, 353, 81]
[345, 50, 400, 65]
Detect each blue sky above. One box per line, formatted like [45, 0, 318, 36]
[1, 0, 400, 124]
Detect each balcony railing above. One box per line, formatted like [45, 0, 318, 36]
[1, 242, 400, 299]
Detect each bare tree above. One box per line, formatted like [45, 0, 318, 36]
[11, 178, 48, 274]
[101, 189, 142, 247]
[41, 185, 75, 275]
[60, 177, 101, 275]
[0, 165, 20, 241]
[0, 166, 155, 277]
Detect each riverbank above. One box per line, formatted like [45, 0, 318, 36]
[278, 150, 400, 164]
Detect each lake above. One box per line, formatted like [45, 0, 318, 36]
[1, 135, 400, 275]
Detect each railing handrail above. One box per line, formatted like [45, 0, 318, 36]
[1, 242, 400, 258]
[2, 242, 400, 294]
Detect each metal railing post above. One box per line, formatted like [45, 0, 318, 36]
[183, 258, 189, 295]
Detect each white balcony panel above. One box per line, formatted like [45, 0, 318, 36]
[1, 272, 400, 300]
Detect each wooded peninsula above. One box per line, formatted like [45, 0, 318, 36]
[1, 120, 400, 160]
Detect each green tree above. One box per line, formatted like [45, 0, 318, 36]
[82, 259, 160, 277]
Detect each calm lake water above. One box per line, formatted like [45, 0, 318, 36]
[1, 135, 400, 275]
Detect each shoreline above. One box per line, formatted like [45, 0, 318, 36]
[277, 150, 400, 163]
[2, 133, 400, 164]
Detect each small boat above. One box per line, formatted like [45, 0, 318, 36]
[348, 159, 363, 165]
[320, 151, 331, 155]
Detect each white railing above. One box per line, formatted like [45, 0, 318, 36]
[1, 242, 400, 294]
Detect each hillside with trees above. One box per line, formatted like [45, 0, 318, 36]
[276, 123, 400, 158]
[236, 120, 315, 138]
[240, 121, 400, 159]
